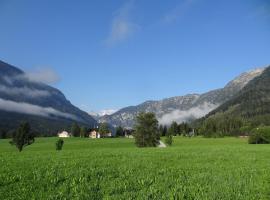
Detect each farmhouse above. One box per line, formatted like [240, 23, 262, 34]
[89, 130, 112, 138]
[89, 130, 100, 139]
[124, 128, 134, 138]
[58, 131, 71, 138]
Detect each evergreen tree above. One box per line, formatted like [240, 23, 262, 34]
[71, 123, 80, 137]
[10, 122, 35, 152]
[116, 126, 124, 137]
[134, 112, 159, 147]
[159, 125, 164, 136]
[162, 126, 168, 136]
[80, 126, 88, 138]
[169, 121, 179, 136]
[0, 129, 7, 139]
[99, 123, 110, 137]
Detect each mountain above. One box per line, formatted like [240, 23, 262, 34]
[0, 60, 96, 135]
[204, 65, 270, 124]
[89, 109, 118, 120]
[99, 67, 265, 128]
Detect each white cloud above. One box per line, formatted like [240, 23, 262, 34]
[253, 4, 270, 19]
[158, 102, 218, 125]
[0, 98, 79, 121]
[98, 109, 118, 116]
[0, 85, 51, 98]
[162, 0, 195, 24]
[105, 0, 140, 46]
[88, 109, 118, 117]
[23, 68, 60, 84]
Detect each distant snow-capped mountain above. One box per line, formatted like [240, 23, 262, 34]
[99, 67, 265, 128]
[89, 109, 118, 120]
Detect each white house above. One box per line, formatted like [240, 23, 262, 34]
[58, 131, 71, 138]
[89, 130, 101, 139]
[89, 130, 112, 138]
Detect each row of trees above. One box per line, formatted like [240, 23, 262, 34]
[70, 122, 110, 138]
[70, 123, 88, 137]
[9, 121, 66, 152]
[159, 122, 193, 137]
[133, 112, 180, 147]
[198, 113, 246, 137]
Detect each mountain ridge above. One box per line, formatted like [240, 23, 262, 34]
[99, 67, 266, 128]
[0, 60, 97, 135]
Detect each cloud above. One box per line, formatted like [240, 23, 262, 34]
[0, 85, 51, 98]
[104, 0, 140, 46]
[97, 109, 118, 116]
[23, 68, 60, 84]
[83, 106, 118, 117]
[253, 3, 270, 19]
[0, 98, 79, 121]
[162, 0, 195, 24]
[158, 102, 218, 125]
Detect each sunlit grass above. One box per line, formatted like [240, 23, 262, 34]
[0, 137, 269, 199]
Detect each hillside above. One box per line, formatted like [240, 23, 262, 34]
[204, 65, 270, 125]
[0, 60, 96, 135]
[100, 67, 265, 128]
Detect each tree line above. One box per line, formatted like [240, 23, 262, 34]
[132, 112, 195, 147]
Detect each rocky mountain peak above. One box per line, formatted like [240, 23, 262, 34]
[99, 66, 266, 127]
[225, 67, 265, 90]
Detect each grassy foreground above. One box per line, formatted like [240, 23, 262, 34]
[0, 137, 270, 199]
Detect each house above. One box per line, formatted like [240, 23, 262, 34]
[104, 132, 112, 137]
[89, 130, 101, 139]
[89, 130, 112, 138]
[124, 128, 134, 138]
[58, 131, 71, 138]
[188, 129, 195, 137]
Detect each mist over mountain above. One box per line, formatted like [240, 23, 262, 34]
[0, 60, 96, 134]
[99, 67, 265, 128]
[204, 65, 270, 123]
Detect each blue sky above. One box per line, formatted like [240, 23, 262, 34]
[0, 0, 269, 114]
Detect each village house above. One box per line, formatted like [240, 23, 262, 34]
[89, 130, 100, 139]
[89, 130, 112, 138]
[124, 128, 134, 138]
[105, 132, 112, 137]
[58, 131, 71, 138]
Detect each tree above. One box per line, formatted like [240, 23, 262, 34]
[165, 131, 173, 146]
[10, 122, 35, 152]
[248, 126, 270, 144]
[0, 129, 7, 139]
[116, 126, 124, 137]
[80, 126, 88, 138]
[56, 139, 64, 150]
[159, 125, 164, 136]
[168, 121, 179, 136]
[99, 123, 110, 137]
[134, 112, 159, 147]
[162, 126, 168, 137]
[71, 123, 80, 137]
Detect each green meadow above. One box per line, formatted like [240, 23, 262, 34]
[0, 137, 270, 199]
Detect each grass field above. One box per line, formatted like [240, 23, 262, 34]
[1, 137, 270, 199]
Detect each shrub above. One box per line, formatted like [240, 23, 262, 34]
[248, 126, 270, 144]
[56, 139, 64, 150]
[165, 134, 173, 146]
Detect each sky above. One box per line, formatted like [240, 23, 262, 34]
[0, 0, 269, 114]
